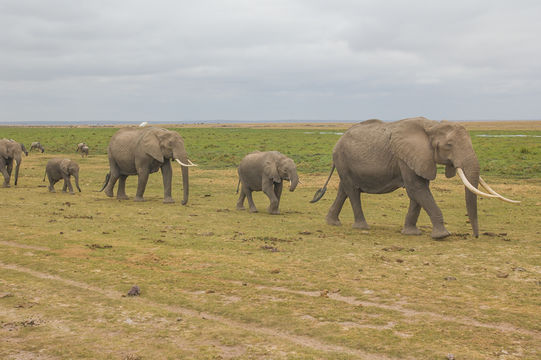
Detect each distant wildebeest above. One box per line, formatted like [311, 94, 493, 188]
[76, 143, 89, 157]
[30, 142, 45, 153]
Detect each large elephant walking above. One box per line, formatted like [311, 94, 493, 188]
[311, 117, 519, 239]
[100, 126, 196, 204]
[0, 139, 27, 187]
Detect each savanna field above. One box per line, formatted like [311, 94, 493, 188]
[1, 122, 540, 359]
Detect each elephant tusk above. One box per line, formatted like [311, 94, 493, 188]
[457, 168, 498, 199]
[187, 159, 198, 166]
[297, 179, 303, 184]
[175, 159, 197, 167]
[479, 176, 521, 204]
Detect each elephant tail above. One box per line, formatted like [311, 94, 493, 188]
[236, 178, 241, 194]
[99, 172, 110, 192]
[310, 164, 335, 203]
[43, 169, 47, 182]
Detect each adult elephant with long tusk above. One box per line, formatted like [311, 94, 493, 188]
[311, 117, 519, 239]
[100, 126, 196, 204]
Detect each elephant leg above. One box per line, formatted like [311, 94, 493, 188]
[263, 182, 280, 215]
[48, 175, 56, 192]
[270, 182, 283, 214]
[1, 163, 10, 187]
[343, 186, 369, 230]
[402, 166, 449, 239]
[245, 188, 258, 213]
[161, 161, 174, 204]
[134, 170, 149, 202]
[236, 184, 247, 210]
[274, 182, 283, 201]
[6, 160, 13, 177]
[326, 181, 347, 226]
[63, 176, 74, 194]
[402, 198, 423, 235]
[117, 175, 129, 200]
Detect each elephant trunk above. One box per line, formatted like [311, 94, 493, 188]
[289, 171, 299, 192]
[74, 173, 81, 192]
[181, 165, 189, 205]
[14, 158, 21, 186]
[460, 157, 480, 238]
[174, 149, 190, 205]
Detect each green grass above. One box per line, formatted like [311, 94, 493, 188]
[1, 124, 540, 359]
[3, 125, 540, 177]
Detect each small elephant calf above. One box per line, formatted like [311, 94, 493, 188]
[43, 158, 81, 194]
[236, 151, 299, 214]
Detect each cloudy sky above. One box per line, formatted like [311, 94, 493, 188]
[1, 0, 540, 123]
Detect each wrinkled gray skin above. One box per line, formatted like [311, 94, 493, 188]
[0, 139, 27, 187]
[44, 158, 81, 194]
[30, 142, 45, 153]
[312, 117, 481, 239]
[236, 151, 299, 214]
[101, 126, 190, 204]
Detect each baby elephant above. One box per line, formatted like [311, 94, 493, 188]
[236, 151, 299, 214]
[43, 158, 81, 194]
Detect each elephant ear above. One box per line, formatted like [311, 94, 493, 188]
[140, 129, 164, 163]
[60, 159, 70, 175]
[263, 160, 281, 183]
[390, 120, 437, 180]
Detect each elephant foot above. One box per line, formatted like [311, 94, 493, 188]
[326, 215, 341, 226]
[352, 222, 370, 230]
[104, 189, 114, 197]
[236, 205, 245, 210]
[133, 196, 145, 202]
[268, 208, 280, 215]
[431, 228, 450, 240]
[49, 189, 56, 193]
[117, 194, 129, 200]
[69, 192, 75, 195]
[3, 183, 10, 188]
[401, 226, 422, 236]
[249, 208, 258, 213]
[163, 197, 175, 204]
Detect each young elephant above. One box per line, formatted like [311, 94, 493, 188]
[43, 158, 81, 194]
[236, 151, 299, 214]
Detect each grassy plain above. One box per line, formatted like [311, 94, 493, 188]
[1, 121, 540, 359]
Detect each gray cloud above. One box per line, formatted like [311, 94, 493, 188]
[1, 0, 540, 123]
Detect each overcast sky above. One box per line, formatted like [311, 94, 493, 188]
[1, 0, 540, 123]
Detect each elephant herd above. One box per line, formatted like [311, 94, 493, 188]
[1, 117, 520, 239]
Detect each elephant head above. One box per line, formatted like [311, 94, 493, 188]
[140, 127, 195, 205]
[264, 154, 299, 192]
[0, 139, 25, 186]
[389, 117, 518, 237]
[60, 159, 81, 192]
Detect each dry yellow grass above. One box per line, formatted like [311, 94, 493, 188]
[1, 123, 540, 359]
